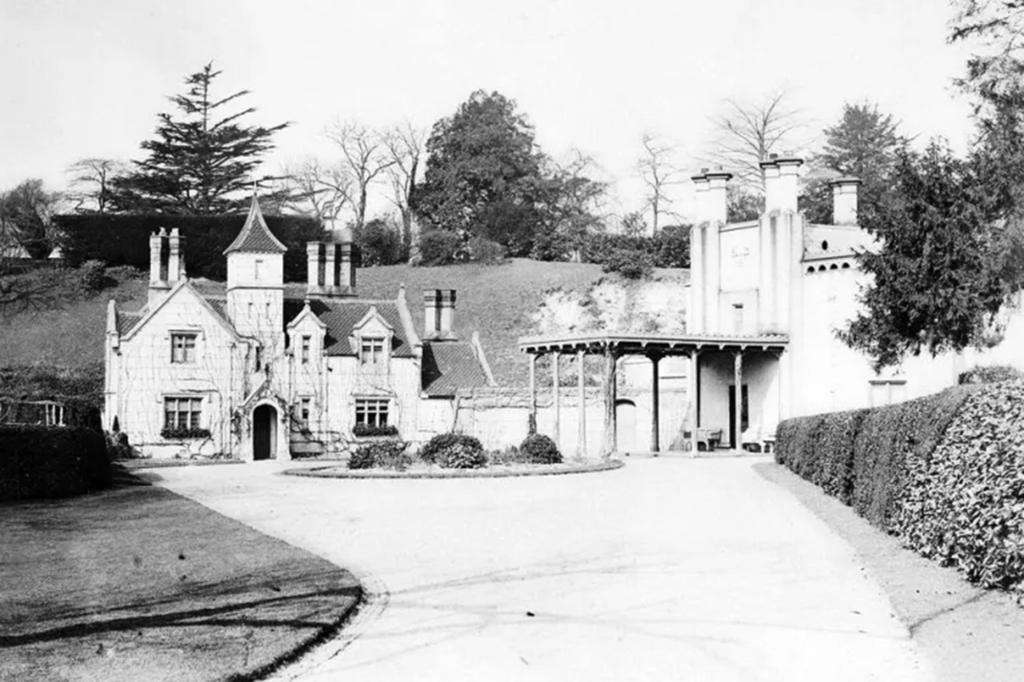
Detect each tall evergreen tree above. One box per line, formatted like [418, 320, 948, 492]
[112, 63, 288, 214]
[800, 102, 906, 224]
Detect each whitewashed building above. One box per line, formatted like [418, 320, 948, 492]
[520, 156, 1024, 456]
[104, 196, 495, 461]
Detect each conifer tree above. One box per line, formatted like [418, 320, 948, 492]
[113, 63, 288, 214]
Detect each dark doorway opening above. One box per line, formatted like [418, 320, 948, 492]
[727, 384, 749, 449]
[253, 404, 277, 460]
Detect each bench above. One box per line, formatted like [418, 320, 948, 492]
[682, 428, 722, 452]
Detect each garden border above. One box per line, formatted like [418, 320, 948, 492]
[283, 459, 624, 479]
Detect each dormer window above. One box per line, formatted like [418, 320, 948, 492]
[300, 335, 311, 364]
[360, 337, 386, 365]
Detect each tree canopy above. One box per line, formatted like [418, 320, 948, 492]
[112, 63, 288, 215]
[800, 102, 907, 224]
[839, 142, 1024, 368]
[412, 90, 551, 256]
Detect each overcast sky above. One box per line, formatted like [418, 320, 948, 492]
[0, 0, 975, 221]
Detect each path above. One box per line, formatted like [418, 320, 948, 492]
[151, 457, 932, 682]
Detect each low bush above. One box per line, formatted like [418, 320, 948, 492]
[487, 446, 527, 465]
[958, 365, 1024, 385]
[78, 260, 109, 292]
[519, 433, 563, 464]
[0, 425, 111, 500]
[105, 430, 135, 460]
[775, 381, 1024, 598]
[160, 426, 212, 440]
[419, 432, 486, 469]
[348, 439, 410, 471]
[352, 424, 399, 438]
[601, 248, 654, 280]
[466, 236, 506, 264]
[417, 230, 462, 266]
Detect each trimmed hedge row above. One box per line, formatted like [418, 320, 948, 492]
[53, 213, 325, 282]
[776, 381, 1024, 598]
[0, 426, 111, 501]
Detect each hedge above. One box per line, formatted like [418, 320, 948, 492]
[0, 425, 111, 500]
[53, 213, 325, 282]
[776, 381, 1024, 599]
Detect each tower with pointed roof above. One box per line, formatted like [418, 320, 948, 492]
[225, 194, 287, 366]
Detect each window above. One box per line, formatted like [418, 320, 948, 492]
[254, 258, 264, 281]
[355, 399, 389, 428]
[254, 346, 263, 371]
[164, 397, 201, 430]
[171, 333, 197, 364]
[360, 337, 385, 365]
[300, 335, 311, 364]
[297, 397, 311, 427]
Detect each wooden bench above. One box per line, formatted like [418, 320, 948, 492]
[682, 428, 722, 452]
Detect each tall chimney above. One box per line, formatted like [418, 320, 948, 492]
[339, 242, 355, 292]
[168, 227, 184, 282]
[306, 242, 321, 295]
[831, 177, 861, 225]
[423, 290, 441, 338]
[438, 289, 456, 337]
[761, 156, 803, 213]
[323, 242, 337, 290]
[703, 169, 732, 224]
[149, 229, 164, 285]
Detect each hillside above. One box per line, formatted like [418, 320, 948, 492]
[0, 259, 689, 386]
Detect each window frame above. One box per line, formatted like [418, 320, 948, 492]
[359, 336, 386, 366]
[300, 335, 311, 364]
[170, 332, 198, 364]
[163, 396, 202, 430]
[354, 398, 389, 428]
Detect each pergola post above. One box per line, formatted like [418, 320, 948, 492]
[689, 350, 700, 454]
[551, 351, 561, 447]
[602, 344, 617, 458]
[649, 353, 662, 454]
[577, 349, 587, 459]
[733, 349, 744, 450]
[528, 353, 538, 435]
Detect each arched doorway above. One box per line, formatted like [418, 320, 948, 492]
[252, 404, 278, 460]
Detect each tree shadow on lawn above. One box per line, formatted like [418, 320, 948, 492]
[0, 478, 362, 682]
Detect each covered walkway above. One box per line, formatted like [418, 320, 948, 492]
[518, 332, 789, 456]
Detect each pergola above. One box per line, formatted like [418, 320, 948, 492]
[518, 333, 789, 456]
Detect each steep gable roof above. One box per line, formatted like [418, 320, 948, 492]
[283, 298, 416, 357]
[223, 194, 287, 255]
[421, 341, 490, 396]
[122, 281, 242, 342]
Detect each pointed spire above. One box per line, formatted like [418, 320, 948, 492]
[223, 191, 287, 255]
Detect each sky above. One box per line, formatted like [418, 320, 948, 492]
[0, 0, 976, 222]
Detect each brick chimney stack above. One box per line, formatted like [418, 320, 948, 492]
[761, 155, 803, 213]
[831, 177, 861, 225]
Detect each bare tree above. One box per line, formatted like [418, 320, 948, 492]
[637, 133, 684, 234]
[283, 158, 354, 224]
[65, 158, 127, 213]
[706, 91, 806, 192]
[382, 122, 425, 248]
[325, 122, 396, 230]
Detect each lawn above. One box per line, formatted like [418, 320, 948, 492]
[0, 471, 361, 682]
[0, 258, 611, 386]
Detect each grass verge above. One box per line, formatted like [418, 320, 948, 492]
[0, 469, 361, 681]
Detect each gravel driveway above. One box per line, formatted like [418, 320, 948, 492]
[151, 457, 932, 682]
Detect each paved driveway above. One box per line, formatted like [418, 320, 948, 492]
[152, 457, 932, 682]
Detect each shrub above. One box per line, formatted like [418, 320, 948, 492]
[488, 446, 527, 465]
[105, 430, 135, 459]
[958, 365, 1024, 385]
[160, 426, 212, 440]
[775, 382, 1024, 597]
[653, 225, 690, 268]
[348, 439, 409, 470]
[417, 229, 462, 266]
[0, 425, 111, 500]
[104, 264, 143, 282]
[352, 424, 399, 438]
[467, 236, 506, 264]
[519, 433, 562, 464]
[355, 218, 406, 266]
[601, 248, 654, 280]
[78, 260, 109, 291]
[419, 432, 486, 469]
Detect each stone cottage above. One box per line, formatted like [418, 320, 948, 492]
[103, 195, 495, 461]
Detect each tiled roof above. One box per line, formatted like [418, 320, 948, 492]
[283, 298, 415, 357]
[421, 341, 490, 396]
[223, 195, 287, 254]
[116, 310, 145, 336]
